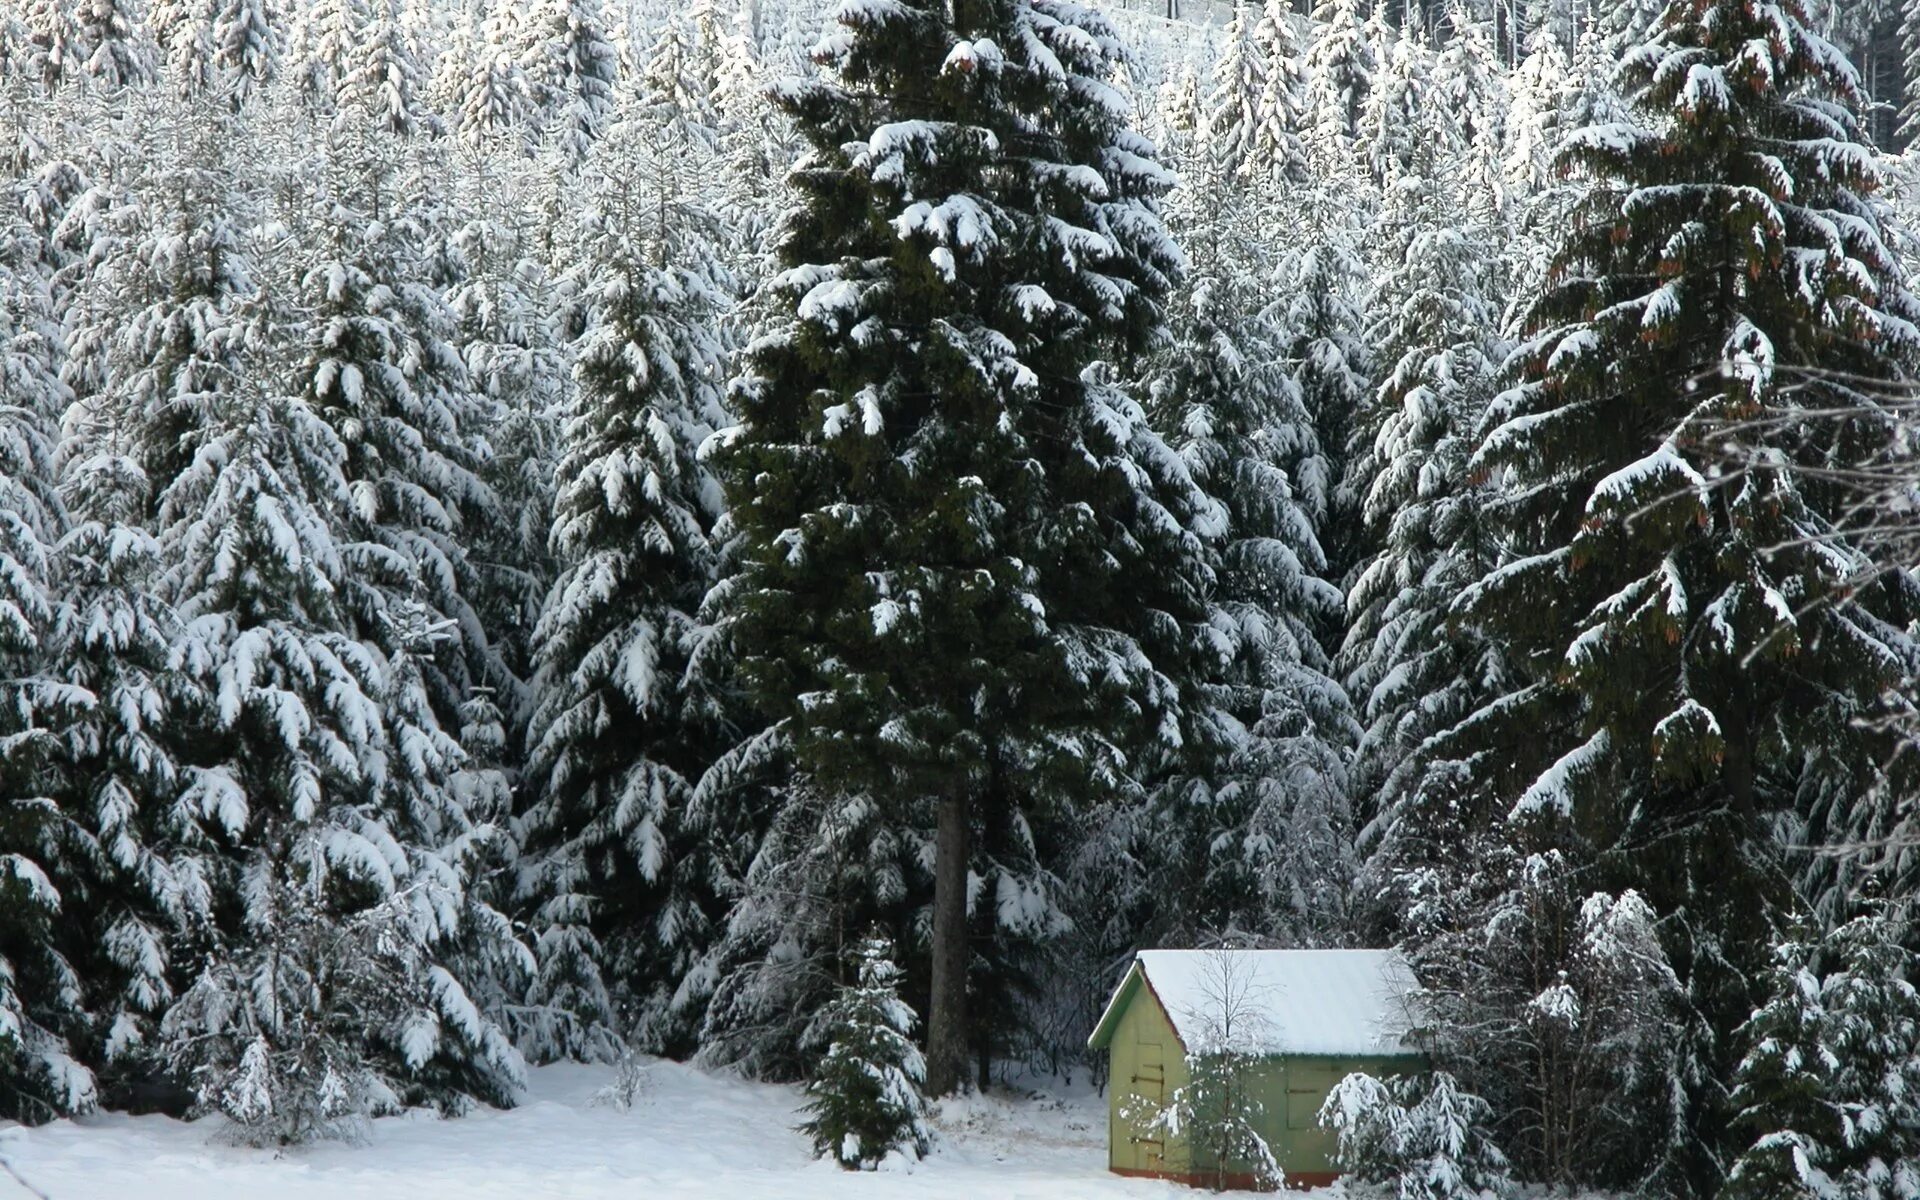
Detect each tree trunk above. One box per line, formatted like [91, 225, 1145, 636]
[925, 787, 970, 1096]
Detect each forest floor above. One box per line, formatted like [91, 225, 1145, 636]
[0, 1058, 1207, 1200]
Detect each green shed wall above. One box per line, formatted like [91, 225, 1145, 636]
[1098, 974, 1424, 1188]
[1105, 973, 1193, 1177]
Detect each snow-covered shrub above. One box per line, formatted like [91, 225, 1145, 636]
[590, 1047, 651, 1112]
[162, 878, 524, 1146]
[1320, 1070, 1511, 1200]
[799, 935, 931, 1170]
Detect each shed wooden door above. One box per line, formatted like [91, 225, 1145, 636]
[1128, 1036, 1167, 1172]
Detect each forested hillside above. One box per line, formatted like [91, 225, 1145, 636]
[2, 0, 1919, 1192]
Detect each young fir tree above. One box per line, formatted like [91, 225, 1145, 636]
[714, 0, 1215, 1095]
[210, 0, 279, 105]
[45, 439, 204, 1103]
[1248, 0, 1307, 187]
[1429, 0, 1506, 214]
[1453, 1, 1920, 1183]
[443, 149, 566, 723]
[293, 119, 506, 727]
[113, 103, 527, 1144]
[149, 0, 221, 96]
[1276, 228, 1372, 596]
[518, 80, 738, 1061]
[799, 934, 931, 1170]
[1320, 1070, 1513, 1200]
[1360, 1, 1430, 189]
[337, 0, 433, 137]
[440, 0, 528, 145]
[70, 0, 156, 89]
[1906, 0, 1920, 141]
[1723, 914, 1920, 1200]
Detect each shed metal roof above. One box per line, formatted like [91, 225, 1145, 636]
[1087, 948, 1422, 1058]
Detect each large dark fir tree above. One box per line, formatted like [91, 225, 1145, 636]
[715, 0, 1219, 1092]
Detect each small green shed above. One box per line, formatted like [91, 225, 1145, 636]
[1088, 948, 1425, 1190]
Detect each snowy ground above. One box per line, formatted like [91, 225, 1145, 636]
[0, 1060, 1198, 1200]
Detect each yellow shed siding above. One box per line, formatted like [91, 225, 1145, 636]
[1105, 972, 1192, 1176]
[1096, 966, 1425, 1188]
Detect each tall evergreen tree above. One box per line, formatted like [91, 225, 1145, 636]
[1345, 144, 1506, 887]
[131, 108, 528, 1139]
[1148, 71, 1359, 944]
[715, 0, 1214, 1095]
[1451, 0, 1920, 1185]
[518, 85, 738, 1061]
[292, 121, 506, 724]
[0, 166, 91, 1121]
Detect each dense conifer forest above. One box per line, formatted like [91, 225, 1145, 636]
[3, 0, 1920, 1191]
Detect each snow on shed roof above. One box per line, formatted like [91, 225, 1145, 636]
[1089, 949, 1422, 1058]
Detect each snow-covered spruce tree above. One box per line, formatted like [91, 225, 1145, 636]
[336, 0, 433, 137]
[292, 117, 506, 727]
[1722, 913, 1920, 1200]
[1344, 142, 1507, 893]
[153, 358, 527, 1146]
[68, 0, 156, 90]
[148, 0, 220, 96]
[1360, 3, 1432, 191]
[443, 149, 567, 721]
[1202, 2, 1266, 192]
[1153, 56, 1204, 170]
[800, 933, 931, 1170]
[1429, 0, 1506, 217]
[1275, 226, 1371, 595]
[509, 0, 617, 162]
[1248, 0, 1307, 188]
[0, 179, 92, 1121]
[1452, 1, 1920, 1182]
[1320, 1070, 1513, 1200]
[1520, 0, 1579, 53]
[518, 81, 738, 1061]
[1145, 76, 1358, 946]
[210, 0, 279, 105]
[708, 2, 786, 265]
[44, 439, 205, 1104]
[714, 0, 1214, 1095]
[1501, 20, 1569, 203]
[1302, 0, 1374, 177]
[1599, 0, 1668, 60]
[117, 105, 526, 1144]
[439, 0, 528, 145]
[283, 0, 360, 117]
[1905, 0, 1920, 143]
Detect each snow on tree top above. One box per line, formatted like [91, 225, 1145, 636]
[1090, 948, 1423, 1057]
